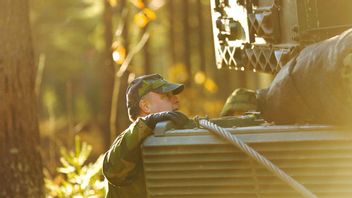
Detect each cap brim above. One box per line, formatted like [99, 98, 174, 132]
[154, 83, 184, 95]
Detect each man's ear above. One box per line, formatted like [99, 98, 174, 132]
[139, 98, 151, 114]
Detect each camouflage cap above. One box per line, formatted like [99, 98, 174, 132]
[126, 74, 184, 121]
[220, 88, 257, 116]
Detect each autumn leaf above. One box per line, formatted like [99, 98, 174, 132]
[194, 71, 206, 84]
[111, 43, 126, 64]
[134, 11, 148, 28]
[130, 0, 145, 9]
[108, 0, 117, 7]
[134, 8, 157, 28]
[204, 78, 218, 93]
[143, 8, 156, 20]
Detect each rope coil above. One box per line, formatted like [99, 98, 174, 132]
[198, 119, 319, 198]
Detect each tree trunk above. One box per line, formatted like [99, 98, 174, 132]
[0, 0, 44, 197]
[101, 0, 115, 147]
[197, 0, 206, 73]
[168, 0, 176, 64]
[142, 0, 151, 74]
[110, 0, 131, 139]
[142, 29, 151, 74]
[182, 0, 192, 85]
[116, 71, 131, 135]
[115, 0, 131, 137]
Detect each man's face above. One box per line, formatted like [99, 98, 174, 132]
[141, 91, 180, 114]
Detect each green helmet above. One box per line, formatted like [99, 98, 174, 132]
[220, 88, 257, 116]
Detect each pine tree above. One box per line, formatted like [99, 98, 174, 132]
[0, 0, 44, 197]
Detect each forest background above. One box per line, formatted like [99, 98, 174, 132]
[32, 0, 273, 161]
[1, 0, 273, 197]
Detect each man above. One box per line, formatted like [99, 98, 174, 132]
[103, 74, 189, 198]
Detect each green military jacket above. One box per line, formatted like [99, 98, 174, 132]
[103, 118, 152, 198]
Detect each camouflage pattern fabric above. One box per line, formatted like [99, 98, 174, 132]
[126, 74, 184, 121]
[103, 119, 152, 198]
[220, 88, 257, 116]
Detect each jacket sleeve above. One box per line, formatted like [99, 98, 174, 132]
[102, 118, 152, 186]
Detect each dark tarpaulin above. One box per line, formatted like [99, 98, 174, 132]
[258, 28, 352, 125]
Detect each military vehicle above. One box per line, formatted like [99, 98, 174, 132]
[142, 1, 352, 197]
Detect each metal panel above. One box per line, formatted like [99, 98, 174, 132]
[211, 0, 352, 72]
[143, 125, 352, 198]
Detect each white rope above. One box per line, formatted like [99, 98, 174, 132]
[198, 119, 319, 198]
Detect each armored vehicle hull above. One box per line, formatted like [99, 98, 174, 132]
[143, 123, 352, 198]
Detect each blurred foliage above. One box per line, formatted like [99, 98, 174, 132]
[179, 87, 224, 118]
[112, 42, 126, 64]
[130, 0, 145, 9]
[30, 0, 272, 191]
[31, 0, 104, 119]
[45, 136, 105, 198]
[168, 63, 190, 83]
[30, 0, 226, 131]
[30, 0, 270, 128]
[168, 64, 223, 117]
[134, 8, 157, 27]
